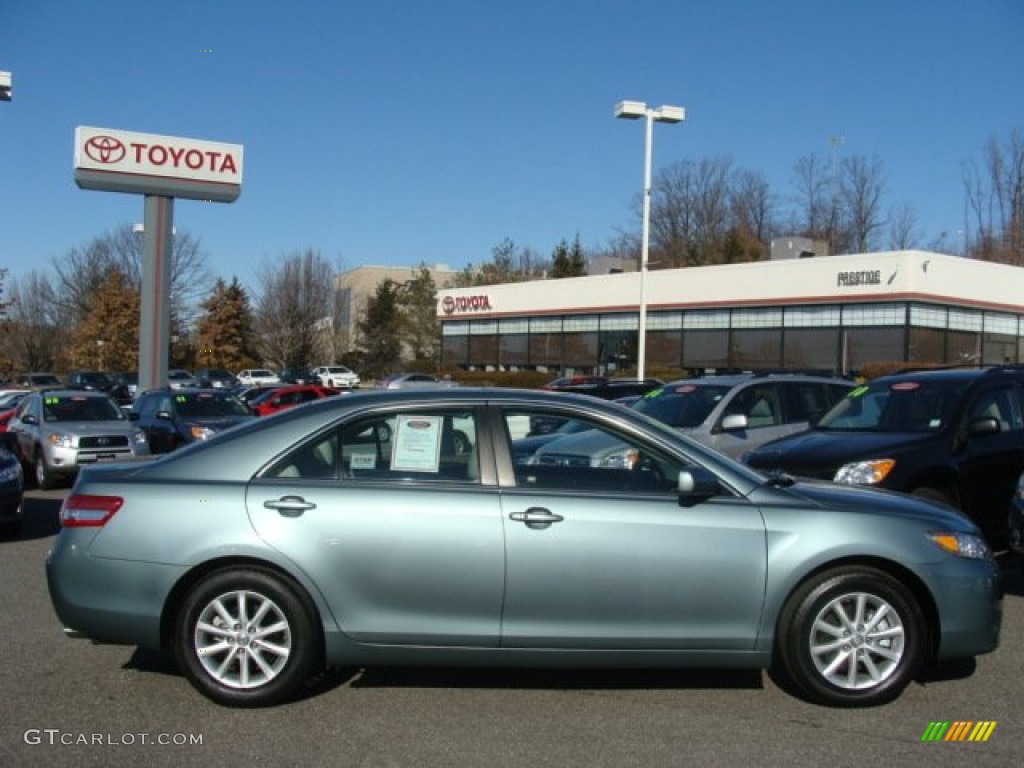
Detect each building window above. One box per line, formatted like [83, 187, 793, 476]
[684, 310, 730, 330]
[730, 329, 781, 368]
[683, 330, 729, 369]
[732, 308, 783, 329]
[441, 335, 468, 367]
[529, 333, 563, 368]
[843, 304, 906, 327]
[843, 328, 906, 371]
[499, 334, 529, 366]
[468, 335, 499, 367]
[948, 309, 982, 332]
[562, 332, 599, 369]
[910, 305, 947, 329]
[599, 313, 637, 331]
[783, 328, 840, 372]
[907, 327, 945, 364]
[785, 306, 841, 327]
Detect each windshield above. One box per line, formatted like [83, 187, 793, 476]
[169, 370, 193, 380]
[632, 384, 732, 428]
[817, 378, 969, 432]
[177, 393, 251, 419]
[44, 395, 125, 422]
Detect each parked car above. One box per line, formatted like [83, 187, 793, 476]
[109, 372, 139, 401]
[249, 384, 341, 417]
[194, 368, 240, 389]
[0, 406, 20, 432]
[7, 389, 149, 490]
[743, 365, 1024, 545]
[132, 388, 256, 453]
[548, 378, 663, 401]
[312, 365, 360, 388]
[232, 385, 285, 408]
[377, 373, 459, 389]
[167, 369, 200, 389]
[236, 368, 281, 387]
[279, 367, 318, 385]
[0, 390, 29, 410]
[1010, 472, 1024, 555]
[0, 432, 24, 536]
[541, 375, 608, 390]
[630, 373, 856, 459]
[65, 370, 133, 406]
[48, 388, 999, 708]
[14, 372, 62, 388]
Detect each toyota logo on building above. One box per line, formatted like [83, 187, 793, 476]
[442, 296, 456, 315]
[84, 135, 127, 164]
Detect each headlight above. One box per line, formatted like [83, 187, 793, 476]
[189, 425, 215, 441]
[47, 433, 73, 449]
[131, 430, 148, 447]
[834, 459, 895, 485]
[929, 532, 992, 560]
[597, 447, 639, 470]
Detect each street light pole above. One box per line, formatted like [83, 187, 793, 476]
[615, 100, 684, 381]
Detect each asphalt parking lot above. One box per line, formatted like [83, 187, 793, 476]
[2, 489, 1021, 768]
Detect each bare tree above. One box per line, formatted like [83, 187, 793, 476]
[730, 169, 777, 260]
[789, 154, 832, 242]
[253, 249, 336, 369]
[1, 271, 65, 373]
[51, 224, 209, 328]
[963, 128, 1024, 264]
[888, 202, 920, 250]
[841, 154, 887, 253]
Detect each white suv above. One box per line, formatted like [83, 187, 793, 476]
[312, 365, 360, 388]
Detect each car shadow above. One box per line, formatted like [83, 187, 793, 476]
[1, 494, 62, 541]
[345, 666, 764, 693]
[998, 551, 1024, 597]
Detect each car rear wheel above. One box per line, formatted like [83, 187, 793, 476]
[175, 568, 320, 707]
[776, 566, 926, 707]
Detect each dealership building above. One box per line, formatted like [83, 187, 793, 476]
[436, 250, 1024, 376]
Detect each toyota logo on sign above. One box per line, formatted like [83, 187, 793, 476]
[84, 135, 126, 164]
[442, 296, 456, 315]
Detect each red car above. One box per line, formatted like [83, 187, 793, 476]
[0, 408, 16, 432]
[248, 384, 342, 417]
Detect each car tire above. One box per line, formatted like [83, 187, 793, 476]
[34, 450, 58, 491]
[776, 566, 927, 707]
[175, 567, 321, 707]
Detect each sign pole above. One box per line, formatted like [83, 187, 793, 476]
[138, 195, 175, 392]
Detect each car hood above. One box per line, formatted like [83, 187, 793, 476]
[184, 415, 255, 431]
[745, 429, 938, 471]
[48, 422, 138, 436]
[774, 476, 975, 531]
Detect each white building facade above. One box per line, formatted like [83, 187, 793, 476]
[437, 251, 1024, 376]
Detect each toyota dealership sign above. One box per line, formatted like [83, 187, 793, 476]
[74, 126, 243, 202]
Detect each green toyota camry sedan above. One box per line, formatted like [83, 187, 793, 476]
[47, 388, 1001, 708]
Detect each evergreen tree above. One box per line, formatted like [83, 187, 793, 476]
[358, 279, 404, 376]
[195, 276, 257, 370]
[70, 268, 139, 372]
[399, 265, 440, 362]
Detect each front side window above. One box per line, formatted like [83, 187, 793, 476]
[504, 408, 684, 494]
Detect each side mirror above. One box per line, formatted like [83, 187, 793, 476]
[677, 466, 721, 507]
[719, 413, 748, 432]
[156, 411, 173, 421]
[967, 417, 1000, 437]
[21, 414, 38, 426]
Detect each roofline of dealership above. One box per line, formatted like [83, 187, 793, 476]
[436, 250, 1024, 320]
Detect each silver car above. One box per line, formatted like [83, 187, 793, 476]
[8, 389, 149, 489]
[47, 389, 1000, 708]
[632, 374, 855, 458]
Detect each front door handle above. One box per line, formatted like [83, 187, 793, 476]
[509, 507, 564, 529]
[264, 495, 316, 517]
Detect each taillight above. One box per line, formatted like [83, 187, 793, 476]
[60, 495, 123, 528]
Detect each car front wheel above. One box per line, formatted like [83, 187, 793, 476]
[175, 568, 321, 707]
[776, 566, 927, 707]
[35, 450, 58, 491]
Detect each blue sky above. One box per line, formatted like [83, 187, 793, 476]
[2, 0, 1023, 292]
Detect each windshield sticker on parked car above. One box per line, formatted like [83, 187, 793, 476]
[391, 414, 442, 472]
[644, 388, 664, 398]
[890, 382, 921, 391]
[848, 386, 869, 398]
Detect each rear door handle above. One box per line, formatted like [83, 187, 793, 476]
[509, 507, 564, 529]
[263, 495, 316, 517]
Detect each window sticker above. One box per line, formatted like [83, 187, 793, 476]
[890, 382, 921, 392]
[848, 386, 869, 398]
[391, 414, 443, 472]
[349, 453, 376, 470]
[644, 388, 663, 398]
[674, 385, 697, 394]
